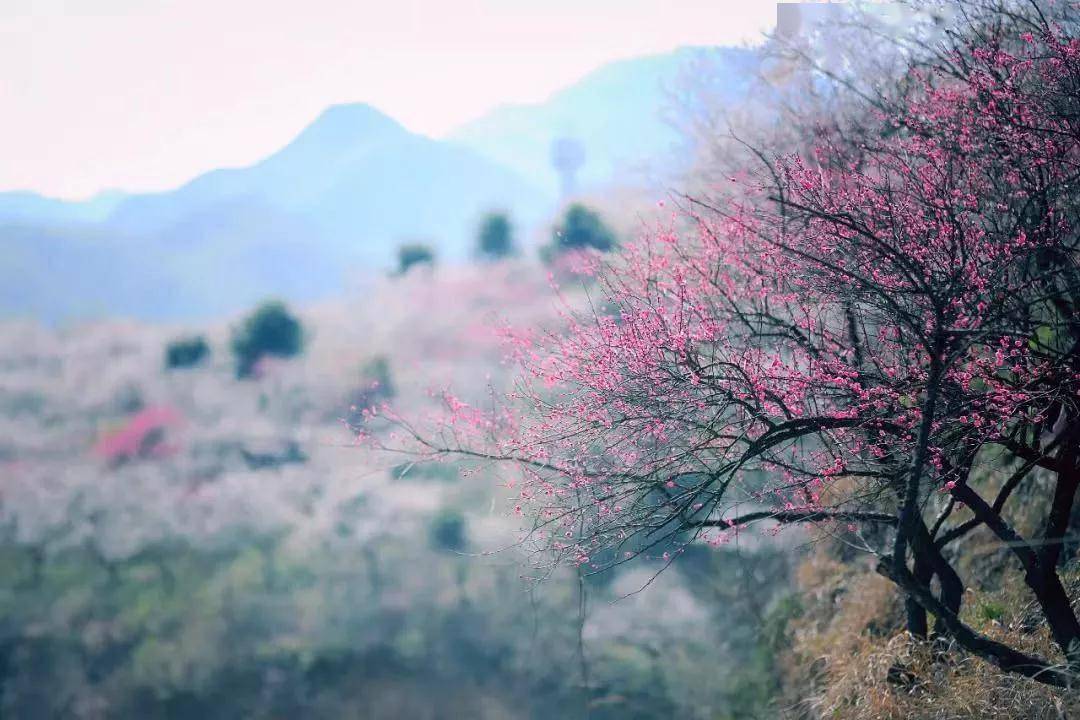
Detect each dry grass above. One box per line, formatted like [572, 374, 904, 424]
[781, 545, 1080, 719]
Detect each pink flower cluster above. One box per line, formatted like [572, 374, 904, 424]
[384, 24, 1080, 573]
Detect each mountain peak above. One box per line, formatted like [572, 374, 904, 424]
[253, 102, 409, 178]
[300, 103, 404, 145]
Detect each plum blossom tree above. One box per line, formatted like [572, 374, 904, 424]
[371, 1, 1080, 688]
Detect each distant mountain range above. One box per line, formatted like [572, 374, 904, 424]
[2, 105, 546, 320]
[450, 46, 759, 196]
[1, 46, 758, 322]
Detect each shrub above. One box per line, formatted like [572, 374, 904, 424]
[476, 212, 516, 260]
[230, 301, 304, 378]
[344, 356, 397, 427]
[164, 335, 210, 370]
[360, 355, 396, 400]
[396, 243, 435, 275]
[545, 203, 616, 260]
[429, 508, 467, 553]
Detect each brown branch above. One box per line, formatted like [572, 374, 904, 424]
[694, 509, 896, 528]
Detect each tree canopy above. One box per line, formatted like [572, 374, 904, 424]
[477, 211, 517, 260]
[383, 0, 1080, 689]
[396, 242, 436, 275]
[231, 301, 304, 378]
[550, 203, 616, 255]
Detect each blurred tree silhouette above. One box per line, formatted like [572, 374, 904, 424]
[396, 243, 436, 275]
[429, 508, 467, 553]
[230, 301, 304, 378]
[360, 355, 396, 400]
[546, 203, 616, 260]
[164, 335, 210, 370]
[344, 355, 397, 427]
[476, 211, 516, 260]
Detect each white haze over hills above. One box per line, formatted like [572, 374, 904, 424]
[1, 46, 759, 322]
[451, 46, 759, 196]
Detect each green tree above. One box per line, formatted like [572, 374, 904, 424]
[550, 203, 616, 256]
[476, 212, 516, 260]
[396, 243, 436, 275]
[230, 301, 304, 378]
[429, 508, 467, 553]
[164, 335, 209, 370]
[360, 355, 396, 400]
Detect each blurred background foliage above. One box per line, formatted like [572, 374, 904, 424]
[0, 263, 795, 719]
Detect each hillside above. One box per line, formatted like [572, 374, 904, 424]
[0, 265, 788, 718]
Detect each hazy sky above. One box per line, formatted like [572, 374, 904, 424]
[2, 0, 776, 199]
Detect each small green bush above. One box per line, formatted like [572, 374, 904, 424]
[976, 600, 1007, 623]
[344, 356, 397, 427]
[476, 212, 516, 260]
[164, 335, 210, 370]
[396, 243, 436, 275]
[361, 356, 396, 400]
[429, 508, 467, 553]
[230, 301, 304, 378]
[545, 203, 616, 260]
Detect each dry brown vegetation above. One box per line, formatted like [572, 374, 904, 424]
[780, 530, 1080, 720]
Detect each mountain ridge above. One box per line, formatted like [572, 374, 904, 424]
[1, 100, 551, 321]
[448, 45, 759, 195]
[1, 46, 759, 322]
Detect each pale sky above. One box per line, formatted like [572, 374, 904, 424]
[1, 0, 776, 199]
